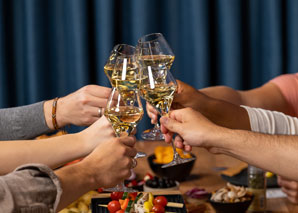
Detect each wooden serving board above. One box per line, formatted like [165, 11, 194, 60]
[91, 190, 186, 213]
[92, 190, 182, 199]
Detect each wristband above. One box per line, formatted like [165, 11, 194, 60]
[52, 97, 60, 130]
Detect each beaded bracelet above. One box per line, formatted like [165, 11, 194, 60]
[52, 97, 60, 130]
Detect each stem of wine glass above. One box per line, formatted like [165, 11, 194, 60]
[163, 112, 183, 162]
[152, 123, 160, 132]
[171, 138, 180, 161]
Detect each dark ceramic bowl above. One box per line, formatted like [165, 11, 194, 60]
[209, 196, 253, 213]
[147, 154, 196, 181]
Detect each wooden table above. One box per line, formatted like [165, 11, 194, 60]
[134, 141, 298, 212]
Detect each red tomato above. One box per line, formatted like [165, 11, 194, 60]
[111, 191, 124, 200]
[152, 204, 165, 213]
[115, 210, 124, 213]
[153, 196, 168, 207]
[107, 200, 121, 212]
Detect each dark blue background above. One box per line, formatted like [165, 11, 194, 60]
[0, 0, 297, 136]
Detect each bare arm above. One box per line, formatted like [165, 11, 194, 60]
[55, 136, 137, 210]
[0, 116, 114, 175]
[200, 83, 292, 115]
[0, 136, 137, 212]
[160, 108, 298, 181]
[0, 134, 85, 174]
[220, 129, 298, 181]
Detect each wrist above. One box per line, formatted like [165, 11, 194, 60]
[76, 131, 93, 155]
[204, 126, 234, 155]
[56, 97, 68, 128]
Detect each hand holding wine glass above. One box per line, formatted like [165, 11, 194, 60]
[104, 87, 143, 192]
[139, 61, 195, 167]
[103, 45, 144, 191]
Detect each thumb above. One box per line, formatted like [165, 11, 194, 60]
[160, 116, 182, 135]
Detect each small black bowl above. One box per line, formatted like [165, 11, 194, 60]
[209, 196, 253, 213]
[147, 154, 196, 181]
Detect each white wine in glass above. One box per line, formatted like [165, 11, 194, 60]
[104, 88, 144, 192]
[140, 67, 195, 168]
[136, 33, 175, 140]
[104, 44, 146, 105]
[140, 84, 176, 116]
[105, 105, 143, 137]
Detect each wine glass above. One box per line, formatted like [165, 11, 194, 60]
[104, 87, 144, 191]
[139, 66, 194, 168]
[104, 44, 137, 88]
[136, 33, 175, 140]
[104, 43, 147, 152]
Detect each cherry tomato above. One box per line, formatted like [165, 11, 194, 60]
[107, 200, 121, 212]
[115, 210, 124, 213]
[153, 196, 168, 207]
[111, 191, 124, 200]
[152, 204, 165, 213]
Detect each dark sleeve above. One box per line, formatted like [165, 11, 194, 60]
[0, 102, 51, 140]
[0, 164, 62, 213]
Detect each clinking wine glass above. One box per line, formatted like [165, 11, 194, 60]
[104, 44, 147, 155]
[104, 44, 137, 88]
[104, 87, 144, 192]
[136, 33, 175, 141]
[140, 67, 195, 168]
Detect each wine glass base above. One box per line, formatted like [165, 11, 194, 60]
[161, 157, 195, 168]
[141, 128, 165, 141]
[135, 152, 147, 158]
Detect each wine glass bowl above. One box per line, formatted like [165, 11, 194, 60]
[105, 88, 144, 137]
[104, 44, 138, 87]
[136, 33, 175, 140]
[140, 70, 177, 116]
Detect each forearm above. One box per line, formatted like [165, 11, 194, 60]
[216, 128, 298, 181]
[0, 102, 51, 140]
[198, 95, 251, 130]
[0, 133, 90, 174]
[200, 86, 244, 105]
[55, 161, 96, 210]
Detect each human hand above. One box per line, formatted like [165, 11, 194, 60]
[79, 115, 115, 152]
[278, 176, 298, 204]
[171, 80, 207, 111]
[80, 136, 137, 188]
[146, 80, 204, 124]
[160, 107, 222, 152]
[57, 85, 112, 127]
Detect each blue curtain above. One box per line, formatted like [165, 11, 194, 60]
[0, 0, 298, 135]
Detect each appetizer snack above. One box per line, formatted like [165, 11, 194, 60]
[211, 183, 252, 203]
[106, 192, 167, 213]
[154, 146, 192, 164]
[59, 190, 99, 213]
